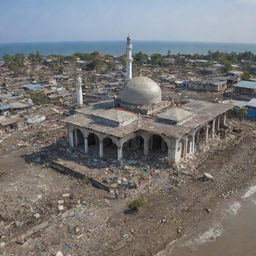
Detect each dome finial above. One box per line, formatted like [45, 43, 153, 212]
[127, 35, 131, 45]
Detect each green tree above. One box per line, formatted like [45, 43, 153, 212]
[151, 54, 163, 66]
[28, 51, 43, 65]
[221, 62, 232, 73]
[242, 71, 250, 81]
[133, 52, 148, 66]
[3, 53, 25, 74]
[86, 57, 104, 71]
[3, 53, 12, 66]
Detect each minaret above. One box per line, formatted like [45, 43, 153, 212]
[126, 36, 133, 82]
[76, 76, 83, 108]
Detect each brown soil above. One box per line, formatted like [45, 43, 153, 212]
[0, 120, 256, 256]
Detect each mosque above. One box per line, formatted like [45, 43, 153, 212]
[62, 37, 233, 163]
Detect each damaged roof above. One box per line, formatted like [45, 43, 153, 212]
[62, 100, 234, 140]
[157, 108, 192, 122]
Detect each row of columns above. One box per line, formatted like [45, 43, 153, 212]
[68, 126, 180, 163]
[67, 112, 227, 163]
[181, 112, 227, 160]
[69, 126, 124, 161]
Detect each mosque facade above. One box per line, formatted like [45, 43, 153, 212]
[62, 37, 233, 163]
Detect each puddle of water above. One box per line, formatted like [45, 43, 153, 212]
[241, 185, 256, 199]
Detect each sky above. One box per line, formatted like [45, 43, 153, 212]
[0, 0, 256, 43]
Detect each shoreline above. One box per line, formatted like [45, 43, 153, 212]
[1, 41, 256, 57]
[154, 177, 256, 255]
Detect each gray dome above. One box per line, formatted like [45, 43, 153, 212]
[120, 76, 162, 105]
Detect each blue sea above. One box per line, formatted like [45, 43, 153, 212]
[0, 41, 256, 57]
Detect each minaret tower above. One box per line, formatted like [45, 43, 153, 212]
[126, 36, 133, 82]
[76, 75, 83, 108]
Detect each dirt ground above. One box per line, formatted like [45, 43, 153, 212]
[1, 120, 256, 256]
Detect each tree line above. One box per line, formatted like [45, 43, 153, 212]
[2, 50, 256, 75]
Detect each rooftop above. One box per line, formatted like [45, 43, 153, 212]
[0, 115, 19, 126]
[22, 84, 44, 91]
[234, 81, 256, 89]
[157, 108, 192, 123]
[90, 108, 138, 126]
[62, 100, 234, 140]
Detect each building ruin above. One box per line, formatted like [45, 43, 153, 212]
[62, 37, 234, 164]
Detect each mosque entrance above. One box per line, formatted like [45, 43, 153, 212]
[88, 133, 99, 156]
[76, 129, 84, 146]
[195, 127, 205, 151]
[149, 135, 167, 157]
[73, 129, 84, 151]
[123, 136, 144, 159]
[103, 137, 117, 159]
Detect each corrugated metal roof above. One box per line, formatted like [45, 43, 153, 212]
[22, 84, 44, 91]
[234, 81, 256, 89]
[246, 98, 256, 108]
[0, 104, 10, 111]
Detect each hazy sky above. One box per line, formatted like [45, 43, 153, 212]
[1, 0, 256, 43]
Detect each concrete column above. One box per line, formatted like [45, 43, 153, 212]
[223, 113, 227, 126]
[184, 137, 188, 158]
[84, 137, 88, 154]
[69, 131, 74, 148]
[212, 119, 216, 135]
[167, 139, 179, 163]
[204, 125, 209, 143]
[117, 147, 123, 161]
[192, 134, 196, 152]
[217, 116, 221, 130]
[144, 138, 149, 156]
[99, 139, 103, 158]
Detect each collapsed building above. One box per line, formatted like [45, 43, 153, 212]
[233, 81, 256, 101]
[62, 37, 234, 164]
[181, 78, 227, 92]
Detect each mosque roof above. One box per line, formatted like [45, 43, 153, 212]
[120, 76, 162, 105]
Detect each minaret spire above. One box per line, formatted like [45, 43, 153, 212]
[76, 75, 83, 108]
[126, 36, 133, 82]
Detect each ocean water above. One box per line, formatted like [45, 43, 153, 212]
[1, 41, 256, 58]
[156, 183, 256, 256]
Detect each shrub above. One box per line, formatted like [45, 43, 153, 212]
[229, 107, 248, 120]
[242, 71, 250, 81]
[128, 199, 146, 212]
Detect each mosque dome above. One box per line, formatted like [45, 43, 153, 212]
[120, 76, 162, 105]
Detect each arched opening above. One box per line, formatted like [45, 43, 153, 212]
[149, 134, 168, 157]
[73, 128, 85, 151]
[123, 135, 144, 159]
[195, 127, 205, 151]
[76, 129, 84, 146]
[103, 137, 117, 159]
[215, 116, 220, 131]
[88, 133, 99, 156]
[208, 121, 214, 138]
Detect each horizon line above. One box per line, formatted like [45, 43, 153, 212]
[1, 39, 256, 45]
